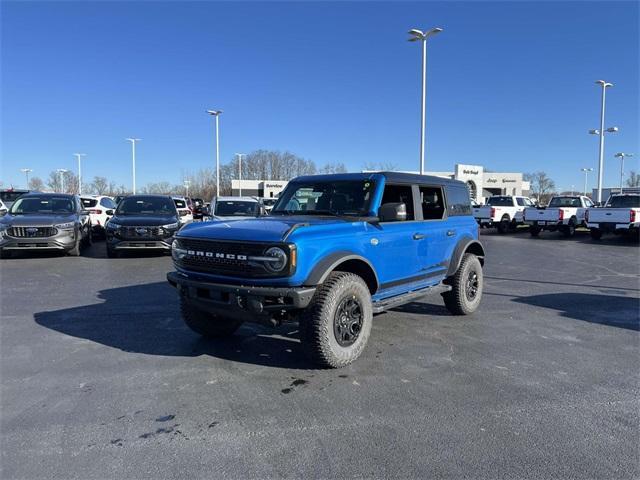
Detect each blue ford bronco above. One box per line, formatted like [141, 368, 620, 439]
[167, 172, 485, 367]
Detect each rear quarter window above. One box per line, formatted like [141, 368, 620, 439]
[446, 186, 472, 216]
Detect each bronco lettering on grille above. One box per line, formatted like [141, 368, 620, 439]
[186, 250, 248, 260]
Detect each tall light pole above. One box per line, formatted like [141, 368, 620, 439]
[56, 169, 68, 193]
[74, 153, 86, 194]
[183, 179, 191, 197]
[20, 168, 33, 188]
[614, 153, 634, 193]
[591, 80, 614, 203]
[206, 109, 223, 195]
[408, 27, 443, 175]
[235, 153, 245, 197]
[126, 138, 141, 194]
[580, 168, 593, 196]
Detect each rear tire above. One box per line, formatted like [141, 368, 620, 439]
[442, 253, 483, 315]
[180, 295, 243, 338]
[497, 216, 510, 234]
[562, 220, 576, 238]
[299, 272, 373, 368]
[590, 228, 602, 240]
[530, 226, 541, 237]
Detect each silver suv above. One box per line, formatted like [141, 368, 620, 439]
[0, 193, 92, 258]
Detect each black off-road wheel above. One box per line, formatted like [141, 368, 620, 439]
[590, 228, 602, 240]
[530, 226, 541, 237]
[299, 272, 373, 368]
[497, 216, 510, 234]
[442, 253, 483, 315]
[180, 295, 243, 338]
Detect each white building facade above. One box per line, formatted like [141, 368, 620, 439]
[231, 180, 288, 198]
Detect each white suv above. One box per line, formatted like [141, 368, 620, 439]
[80, 196, 117, 237]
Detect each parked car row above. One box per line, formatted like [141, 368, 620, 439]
[473, 192, 639, 240]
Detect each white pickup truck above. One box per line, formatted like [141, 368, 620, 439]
[523, 195, 594, 237]
[585, 193, 640, 240]
[474, 195, 535, 234]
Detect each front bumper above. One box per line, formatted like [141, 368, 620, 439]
[0, 230, 77, 251]
[167, 271, 316, 322]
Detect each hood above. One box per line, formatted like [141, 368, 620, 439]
[0, 213, 76, 227]
[111, 215, 179, 226]
[178, 215, 347, 242]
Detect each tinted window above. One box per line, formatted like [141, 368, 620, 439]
[549, 197, 581, 207]
[487, 196, 513, 206]
[81, 198, 98, 208]
[215, 201, 259, 216]
[273, 180, 375, 216]
[419, 186, 446, 220]
[516, 198, 525, 206]
[10, 196, 74, 214]
[116, 197, 176, 215]
[607, 195, 640, 208]
[100, 197, 116, 209]
[446, 186, 471, 216]
[1, 191, 28, 203]
[380, 184, 415, 220]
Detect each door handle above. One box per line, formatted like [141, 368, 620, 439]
[446, 230, 456, 237]
[413, 233, 425, 240]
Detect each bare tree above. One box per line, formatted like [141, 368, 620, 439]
[524, 171, 556, 204]
[89, 176, 109, 195]
[28, 177, 45, 191]
[318, 162, 348, 174]
[47, 170, 79, 194]
[363, 162, 398, 171]
[626, 171, 640, 188]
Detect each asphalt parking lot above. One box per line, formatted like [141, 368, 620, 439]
[1, 230, 638, 479]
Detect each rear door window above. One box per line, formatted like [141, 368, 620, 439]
[418, 186, 446, 220]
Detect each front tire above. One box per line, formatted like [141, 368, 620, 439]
[299, 272, 373, 368]
[442, 253, 483, 315]
[180, 295, 243, 338]
[67, 237, 81, 256]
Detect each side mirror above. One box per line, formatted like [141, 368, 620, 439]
[105, 209, 114, 215]
[379, 202, 407, 222]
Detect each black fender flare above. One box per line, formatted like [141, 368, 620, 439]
[304, 251, 379, 291]
[446, 238, 485, 277]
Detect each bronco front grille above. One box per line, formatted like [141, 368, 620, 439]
[8, 226, 58, 238]
[175, 238, 280, 277]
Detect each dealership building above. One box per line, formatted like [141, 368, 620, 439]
[231, 165, 529, 204]
[425, 164, 530, 203]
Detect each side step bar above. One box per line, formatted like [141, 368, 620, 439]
[372, 284, 452, 314]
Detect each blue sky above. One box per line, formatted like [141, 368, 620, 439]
[2, 1, 638, 192]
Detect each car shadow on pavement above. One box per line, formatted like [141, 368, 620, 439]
[513, 292, 640, 331]
[33, 281, 315, 369]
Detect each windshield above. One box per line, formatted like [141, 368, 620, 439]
[10, 196, 75, 214]
[486, 196, 513, 206]
[549, 197, 581, 208]
[214, 201, 259, 216]
[272, 180, 375, 216]
[1, 191, 28, 203]
[606, 195, 640, 208]
[116, 196, 177, 216]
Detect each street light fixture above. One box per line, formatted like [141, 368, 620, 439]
[20, 168, 33, 188]
[183, 179, 191, 198]
[56, 169, 69, 193]
[580, 168, 593, 196]
[592, 80, 614, 203]
[614, 153, 634, 193]
[125, 138, 141, 194]
[206, 109, 223, 195]
[408, 26, 443, 175]
[235, 153, 245, 197]
[74, 153, 86, 194]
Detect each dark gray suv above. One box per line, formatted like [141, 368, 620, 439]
[0, 193, 92, 258]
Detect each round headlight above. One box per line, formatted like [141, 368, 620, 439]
[171, 239, 188, 260]
[263, 247, 287, 272]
